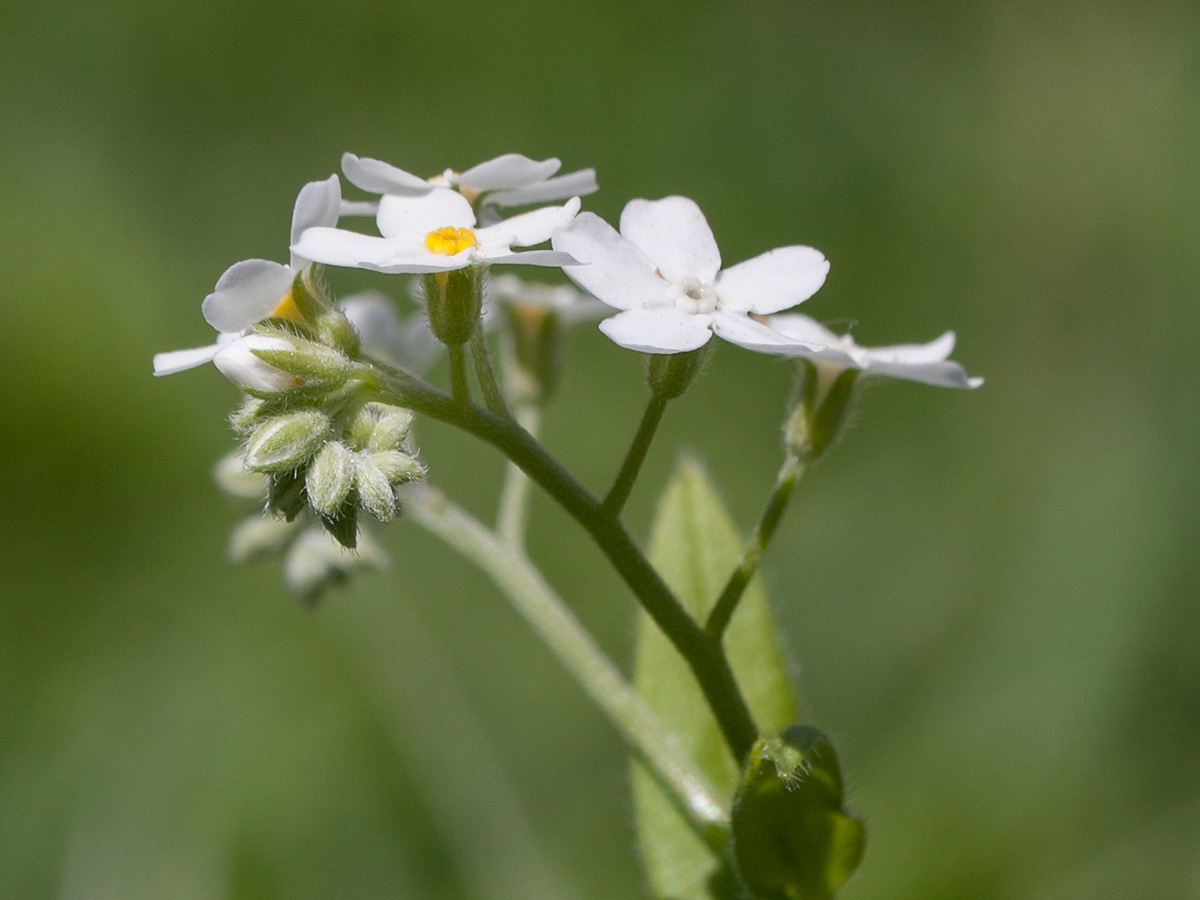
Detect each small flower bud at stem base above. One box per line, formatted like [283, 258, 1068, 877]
[306, 441, 355, 516]
[423, 266, 483, 348]
[245, 410, 331, 472]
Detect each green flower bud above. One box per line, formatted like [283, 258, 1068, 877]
[784, 362, 859, 463]
[245, 410, 330, 472]
[227, 514, 298, 563]
[249, 333, 351, 385]
[366, 449, 425, 485]
[305, 441, 355, 516]
[366, 408, 415, 452]
[731, 726, 865, 900]
[354, 458, 398, 522]
[423, 266, 483, 348]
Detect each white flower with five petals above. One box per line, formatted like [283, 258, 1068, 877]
[340, 152, 597, 214]
[291, 187, 580, 275]
[152, 175, 341, 380]
[762, 314, 983, 389]
[551, 196, 830, 354]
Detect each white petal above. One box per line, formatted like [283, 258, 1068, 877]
[619, 196, 721, 284]
[487, 168, 598, 207]
[476, 197, 580, 249]
[291, 227, 401, 270]
[715, 246, 830, 314]
[377, 188, 475, 238]
[710, 310, 821, 354]
[290, 175, 342, 250]
[598, 307, 714, 354]
[456, 154, 560, 191]
[760, 313, 840, 346]
[552, 212, 670, 311]
[478, 249, 580, 267]
[212, 335, 299, 392]
[338, 200, 378, 217]
[866, 359, 982, 389]
[152, 343, 221, 376]
[341, 153, 430, 195]
[202, 259, 295, 332]
[860, 331, 957, 365]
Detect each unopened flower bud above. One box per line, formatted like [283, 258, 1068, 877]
[423, 266, 483, 347]
[213, 335, 300, 392]
[366, 449, 425, 485]
[354, 458, 398, 521]
[647, 345, 709, 400]
[305, 441, 355, 516]
[245, 410, 331, 472]
[366, 408, 415, 453]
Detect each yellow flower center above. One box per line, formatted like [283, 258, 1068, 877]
[425, 226, 477, 256]
[270, 290, 303, 321]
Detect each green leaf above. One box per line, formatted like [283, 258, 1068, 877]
[634, 456, 798, 900]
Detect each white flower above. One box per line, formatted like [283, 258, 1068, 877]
[762, 314, 983, 389]
[340, 152, 597, 213]
[153, 175, 341, 378]
[291, 187, 580, 275]
[551, 196, 830, 354]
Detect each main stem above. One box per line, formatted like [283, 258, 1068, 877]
[363, 363, 759, 763]
[706, 453, 804, 640]
[406, 484, 729, 852]
[603, 393, 669, 517]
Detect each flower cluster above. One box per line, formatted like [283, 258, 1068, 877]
[155, 150, 980, 599]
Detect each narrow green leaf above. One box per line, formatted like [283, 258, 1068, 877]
[634, 456, 798, 899]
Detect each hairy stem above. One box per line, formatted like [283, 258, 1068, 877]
[406, 483, 730, 852]
[603, 394, 668, 517]
[706, 454, 804, 640]
[361, 362, 759, 763]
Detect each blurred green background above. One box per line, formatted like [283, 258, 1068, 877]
[2, 0, 1198, 897]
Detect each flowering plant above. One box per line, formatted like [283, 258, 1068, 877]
[155, 150, 979, 899]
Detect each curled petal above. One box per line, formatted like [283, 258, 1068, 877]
[290, 175, 342, 257]
[553, 213, 670, 311]
[598, 307, 714, 354]
[487, 168, 598, 207]
[619, 196, 721, 284]
[152, 343, 222, 376]
[710, 310, 823, 354]
[376, 188, 475, 238]
[865, 359, 983, 389]
[861, 331, 956, 365]
[202, 259, 295, 333]
[341, 153, 430, 195]
[716, 245, 830, 314]
[456, 154, 561, 191]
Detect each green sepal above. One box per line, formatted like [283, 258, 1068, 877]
[647, 345, 710, 400]
[423, 266, 483, 348]
[267, 469, 307, 522]
[808, 370, 858, 462]
[730, 726, 865, 900]
[252, 343, 350, 384]
[318, 498, 358, 549]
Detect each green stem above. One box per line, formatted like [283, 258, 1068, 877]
[469, 324, 510, 418]
[360, 362, 759, 763]
[448, 344, 470, 407]
[706, 454, 805, 640]
[602, 393, 669, 517]
[405, 484, 730, 853]
[497, 404, 540, 551]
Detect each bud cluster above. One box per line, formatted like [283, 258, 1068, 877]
[233, 395, 426, 550]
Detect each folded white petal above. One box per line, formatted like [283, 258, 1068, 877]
[202, 259, 295, 332]
[213, 335, 299, 392]
[760, 313, 840, 346]
[377, 188, 475, 238]
[487, 169, 599, 207]
[477, 249, 581, 267]
[860, 331, 957, 365]
[291, 227, 401, 270]
[716, 245, 830, 314]
[598, 307, 714, 354]
[290, 175, 342, 252]
[758, 314, 858, 365]
[619, 196, 721, 284]
[710, 310, 822, 354]
[865, 359, 983, 389]
[152, 343, 222, 376]
[456, 154, 561, 191]
[476, 197, 580, 249]
[552, 212, 669, 311]
[341, 153, 431, 195]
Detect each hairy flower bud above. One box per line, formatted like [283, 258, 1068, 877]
[354, 458, 398, 522]
[213, 334, 300, 392]
[305, 441, 355, 516]
[365, 449, 425, 485]
[245, 410, 331, 472]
